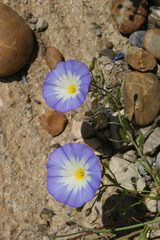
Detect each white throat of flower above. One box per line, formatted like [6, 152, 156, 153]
[59, 157, 91, 192]
[54, 71, 81, 100]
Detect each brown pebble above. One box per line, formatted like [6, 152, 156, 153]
[123, 71, 160, 126]
[112, 0, 148, 34]
[45, 47, 63, 69]
[41, 110, 68, 136]
[125, 46, 156, 72]
[144, 29, 160, 60]
[105, 41, 113, 49]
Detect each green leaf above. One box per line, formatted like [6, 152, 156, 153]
[119, 128, 129, 141]
[105, 173, 118, 185]
[116, 87, 121, 103]
[90, 57, 96, 71]
[138, 225, 150, 240]
[138, 130, 145, 149]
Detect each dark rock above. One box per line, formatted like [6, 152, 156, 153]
[100, 49, 115, 60]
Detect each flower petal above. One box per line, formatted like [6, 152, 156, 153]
[46, 143, 102, 207]
[43, 60, 91, 113]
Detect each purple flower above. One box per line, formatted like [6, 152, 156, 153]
[47, 143, 102, 208]
[43, 60, 91, 113]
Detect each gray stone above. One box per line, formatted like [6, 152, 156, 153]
[100, 49, 115, 60]
[109, 157, 146, 191]
[148, 6, 160, 29]
[143, 127, 160, 155]
[129, 31, 146, 48]
[36, 18, 48, 31]
[155, 152, 160, 170]
[123, 150, 136, 162]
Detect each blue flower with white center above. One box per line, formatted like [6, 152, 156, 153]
[47, 143, 102, 208]
[43, 60, 91, 113]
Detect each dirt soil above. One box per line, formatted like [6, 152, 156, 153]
[0, 0, 133, 239]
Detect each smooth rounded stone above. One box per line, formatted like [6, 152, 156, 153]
[123, 71, 160, 126]
[0, 2, 34, 76]
[155, 152, 160, 170]
[36, 18, 48, 31]
[105, 41, 113, 49]
[100, 49, 115, 60]
[41, 110, 68, 137]
[70, 121, 95, 140]
[112, 0, 148, 34]
[109, 157, 146, 191]
[148, 6, 160, 29]
[125, 46, 156, 72]
[45, 47, 63, 69]
[144, 28, 160, 60]
[92, 114, 109, 130]
[129, 31, 146, 48]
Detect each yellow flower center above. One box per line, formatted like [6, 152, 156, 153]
[68, 84, 77, 94]
[75, 169, 85, 180]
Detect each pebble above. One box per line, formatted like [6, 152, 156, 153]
[148, 6, 160, 29]
[144, 28, 160, 60]
[41, 110, 68, 136]
[100, 49, 115, 60]
[36, 18, 48, 31]
[70, 121, 95, 140]
[155, 152, 160, 170]
[143, 127, 160, 155]
[95, 28, 102, 37]
[112, 0, 148, 34]
[29, 23, 36, 31]
[105, 41, 113, 49]
[125, 46, 156, 72]
[28, 17, 38, 24]
[129, 31, 146, 48]
[109, 156, 146, 191]
[92, 114, 109, 130]
[123, 71, 160, 126]
[45, 47, 63, 69]
[123, 150, 136, 162]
